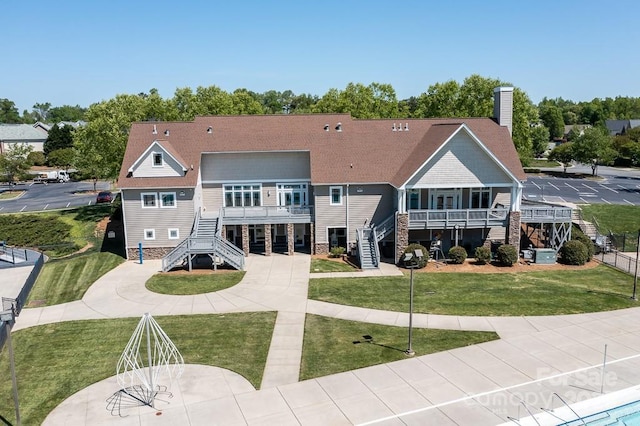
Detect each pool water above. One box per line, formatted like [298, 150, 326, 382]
[559, 399, 640, 425]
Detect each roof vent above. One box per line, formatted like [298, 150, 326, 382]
[336, 122, 342, 132]
[398, 123, 403, 132]
[392, 123, 397, 132]
[207, 126, 213, 134]
[324, 124, 329, 131]
[404, 123, 409, 131]
[152, 124, 157, 135]
[164, 129, 169, 136]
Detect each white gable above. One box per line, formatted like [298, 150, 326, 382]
[128, 140, 186, 178]
[406, 126, 516, 188]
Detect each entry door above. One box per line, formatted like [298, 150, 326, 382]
[431, 190, 460, 210]
[277, 183, 307, 207]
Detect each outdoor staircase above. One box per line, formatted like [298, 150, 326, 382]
[572, 209, 598, 239]
[355, 214, 395, 270]
[161, 214, 245, 272]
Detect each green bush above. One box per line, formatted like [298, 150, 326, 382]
[572, 227, 595, 260]
[496, 245, 518, 266]
[474, 246, 491, 265]
[559, 240, 588, 265]
[329, 246, 346, 258]
[402, 243, 429, 268]
[448, 246, 467, 264]
[27, 151, 46, 166]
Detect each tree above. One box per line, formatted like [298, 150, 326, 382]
[32, 102, 52, 122]
[571, 127, 616, 176]
[47, 148, 75, 170]
[530, 125, 550, 157]
[0, 143, 33, 183]
[48, 105, 87, 122]
[539, 105, 565, 139]
[313, 82, 399, 119]
[548, 142, 574, 174]
[44, 124, 74, 156]
[0, 99, 22, 123]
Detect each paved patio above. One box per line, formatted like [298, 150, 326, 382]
[9, 254, 640, 425]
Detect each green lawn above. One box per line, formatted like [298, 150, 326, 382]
[0, 190, 24, 200]
[300, 314, 498, 380]
[27, 252, 125, 306]
[0, 313, 276, 425]
[527, 159, 560, 168]
[580, 204, 640, 234]
[310, 257, 358, 273]
[309, 265, 637, 316]
[146, 271, 246, 295]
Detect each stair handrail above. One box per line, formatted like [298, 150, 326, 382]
[162, 238, 190, 271]
[356, 228, 365, 267]
[374, 214, 396, 242]
[217, 208, 224, 238]
[212, 235, 245, 270]
[191, 208, 202, 237]
[371, 228, 381, 267]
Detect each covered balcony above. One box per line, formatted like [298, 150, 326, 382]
[220, 205, 313, 225]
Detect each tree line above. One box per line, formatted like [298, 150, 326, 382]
[1, 74, 640, 184]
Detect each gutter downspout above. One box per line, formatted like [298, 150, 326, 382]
[346, 183, 350, 253]
[121, 190, 129, 260]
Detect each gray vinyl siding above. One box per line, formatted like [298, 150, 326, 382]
[407, 133, 512, 187]
[202, 183, 223, 213]
[122, 188, 194, 249]
[314, 184, 395, 243]
[133, 150, 184, 178]
[200, 151, 310, 182]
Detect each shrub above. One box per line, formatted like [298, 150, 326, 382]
[496, 245, 518, 266]
[572, 227, 595, 260]
[448, 245, 467, 264]
[27, 151, 46, 166]
[402, 243, 429, 268]
[474, 246, 491, 265]
[329, 246, 346, 258]
[559, 240, 588, 265]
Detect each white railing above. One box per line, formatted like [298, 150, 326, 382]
[221, 205, 313, 224]
[521, 206, 573, 221]
[373, 214, 395, 242]
[161, 235, 245, 272]
[408, 208, 509, 228]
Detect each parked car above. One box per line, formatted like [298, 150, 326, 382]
[96, 191, 113, 203]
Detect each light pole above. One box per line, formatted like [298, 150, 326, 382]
[1, 302, 20, 426]
[403, 249, 424, 357]
[632, 229, 640, 301]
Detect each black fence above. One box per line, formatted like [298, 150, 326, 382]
[599, 249, 639, 277]
[607, 232, 640, 253]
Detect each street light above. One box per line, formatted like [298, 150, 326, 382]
[1, 300, 20, 426]
[403, 248, 424, 357]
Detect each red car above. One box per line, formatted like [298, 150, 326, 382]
[96, 191, 113, 203]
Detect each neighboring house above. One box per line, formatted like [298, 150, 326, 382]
[0, 123, 48, 154]
[563, 124, 591, 139]
[605, 119, 640, 136]
[118, 87, 572, 271]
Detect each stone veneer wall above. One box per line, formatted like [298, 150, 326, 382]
[264, 224, 272, 256]
[395, 213, 408, 264]
[309, 223, 315, 255]
[507, 211, 521, 248]
[287, 223, 294, 255]
[315, 243, 329, 255]
[127, 247, 172, 260]
[241, 224, 249, 257]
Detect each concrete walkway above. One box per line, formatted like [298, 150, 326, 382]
[10, 254, 640, 425]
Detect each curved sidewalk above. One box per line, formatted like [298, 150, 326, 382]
[15, 254, 640, 425]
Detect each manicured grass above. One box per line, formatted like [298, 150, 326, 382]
[145, 271, 246, 295]
[300, 314, 498, 380]
[27, 252, 125, 306]
[310, 257, 358, 273]
[0, 190, 24, 200]
[0, 312, 276, 425]
[527, 159, 560, 168]
[580, 204, 640, 234]
[309, 265, 637, 316]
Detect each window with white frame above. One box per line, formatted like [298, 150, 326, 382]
[144, 229, 156, 240]
[168, 228, 179, 239]
[330, 186, 342, 206]
[160, 192, 176, 208]
[470, 188, 491, 209]
[223, 184, 261, 207]
[141, 192, 158, 208]
[152, 152, 163, 167]
[408, 189, 420, 210]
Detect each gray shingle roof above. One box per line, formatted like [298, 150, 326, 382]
[0, 124, 48, 141]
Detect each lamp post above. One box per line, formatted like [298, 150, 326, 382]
[403, 249, 424, 357]
[1, 303, 20, 426]
[632, 229, 640, 301]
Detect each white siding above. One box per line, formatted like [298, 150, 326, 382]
[201, 152, 310, 182]
[408, 133, 512, 187]
[202, 183, 223, 212]
[132, 149, 184, 178]
[123, 188, 194, 249]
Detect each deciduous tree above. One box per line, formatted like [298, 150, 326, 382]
[571, 127, 616, 175]
[0, 143, 33, 183]
[530, 125, 550, 157]
[548, 142, 574, 174]
[0, 99, 22, 123]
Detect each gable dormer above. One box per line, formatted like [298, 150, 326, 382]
[127, 140, 188, 178]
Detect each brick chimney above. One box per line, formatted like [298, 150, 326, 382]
[493, 87, 514, 136]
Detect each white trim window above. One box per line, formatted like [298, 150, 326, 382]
[141, 192, 158, 208]
[152, 152, 163, 167]
[224, 184, 262, 207]
[470, 188, 491, 209]
[330, 186, 343, 206]
[160, 192, 176, 208]
[168, 228, 179, 239]
[144, 229, 156, 240]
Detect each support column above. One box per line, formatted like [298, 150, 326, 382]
[264, 224, 272, 256]
[241, 224, 250, 257]
[221, 225, 227, 241]
[396, 213, 409, 264]
[287, 223, 294, 256]
[507, 211, 521, 249]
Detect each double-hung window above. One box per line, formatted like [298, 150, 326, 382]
[471, 188, 491, 209]
[141, 192, 158, 208]
[224, 184, 262, 207]
[330, 186, 342, 206]
[160, 192, 176, 208]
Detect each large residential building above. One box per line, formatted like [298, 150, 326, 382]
[117, 88, 572, 271]
[0, 123, 48, 154]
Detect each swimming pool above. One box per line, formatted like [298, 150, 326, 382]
[558, 399, 640, 425]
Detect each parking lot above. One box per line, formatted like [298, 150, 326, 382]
[0, 180, 111, 213]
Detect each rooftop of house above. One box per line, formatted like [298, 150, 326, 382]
[118, 114, 525, 189]
[0, 123, 49, 141]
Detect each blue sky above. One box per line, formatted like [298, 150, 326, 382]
[3, 0, 639, 113]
